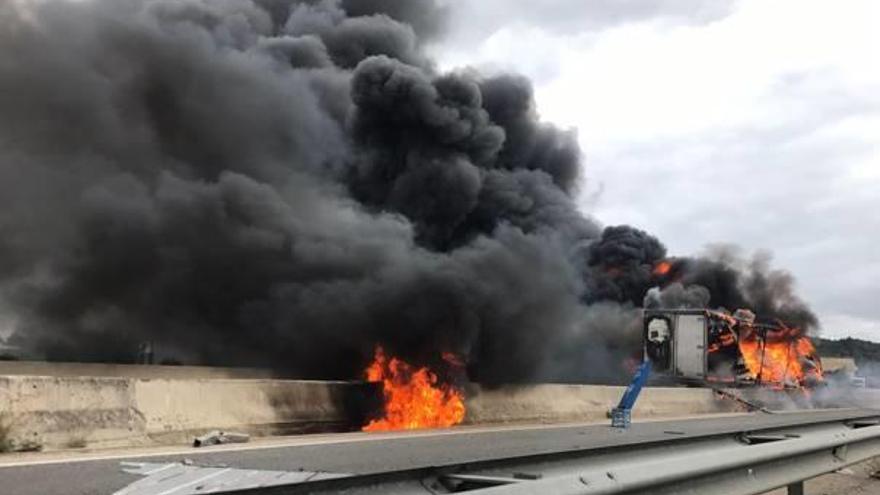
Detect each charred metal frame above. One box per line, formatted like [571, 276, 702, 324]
[641, 308, 817, 387]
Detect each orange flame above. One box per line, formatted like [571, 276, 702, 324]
[653, 260, 672, 276]
[362, 346, 466, 431]
[737, 325, 823, 388]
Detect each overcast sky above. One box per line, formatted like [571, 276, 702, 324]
[432, 0, 880, 341]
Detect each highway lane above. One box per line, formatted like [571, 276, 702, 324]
[0, 409, 873, 495]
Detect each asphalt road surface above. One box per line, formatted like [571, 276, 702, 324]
[0, 410, 872, 495]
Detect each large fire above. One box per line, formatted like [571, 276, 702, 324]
[362, 346, 466, 432]
[706, 310, 823, 388]
[737, 323, 823, 388]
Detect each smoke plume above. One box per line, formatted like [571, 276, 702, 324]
[0, 0, 815, 383]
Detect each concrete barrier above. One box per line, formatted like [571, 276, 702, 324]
[0, 376, 363, 450]
[464, 383, 737, 425]
[0, 368, 752, 451]
[0, 361, 277, 379]
[133, 379, 360, 444]
[14, 361, 862, 452]
[0, 375, 146, 450]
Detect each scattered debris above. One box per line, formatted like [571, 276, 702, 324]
[192, 430, 250, 447]
[710, 386, 774, 414]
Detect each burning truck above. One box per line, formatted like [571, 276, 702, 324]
[358, 308, 826, 432]
[644, 308, 823, 388]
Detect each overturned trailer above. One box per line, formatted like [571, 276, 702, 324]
[643, 308, 823, 388]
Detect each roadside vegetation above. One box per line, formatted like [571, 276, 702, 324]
[816, 337, 880, 376]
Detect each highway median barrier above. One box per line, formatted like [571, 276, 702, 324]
[1, 361, 847, 451]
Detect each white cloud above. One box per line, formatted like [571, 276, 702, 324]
[821, 313, 880, 341]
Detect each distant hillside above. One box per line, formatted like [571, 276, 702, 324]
[815, 337, 880, 367]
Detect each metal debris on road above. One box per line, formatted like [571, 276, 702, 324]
[192, 430, 250, 447]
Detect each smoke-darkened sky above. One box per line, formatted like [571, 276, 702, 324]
[434, 0, 880, 341]
[0, 0, 870, 380]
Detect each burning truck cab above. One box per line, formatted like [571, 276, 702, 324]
[644, 308, 823, 388]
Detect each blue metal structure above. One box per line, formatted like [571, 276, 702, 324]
[611, 360, 651, 428]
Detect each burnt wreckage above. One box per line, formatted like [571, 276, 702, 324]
[644, 308, 823, 388]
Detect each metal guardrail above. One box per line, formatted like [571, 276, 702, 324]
[468, 416, 880, 494]
[118, 409, 880, 495]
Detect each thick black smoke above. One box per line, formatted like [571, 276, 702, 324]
[0, 0, 815, 384]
